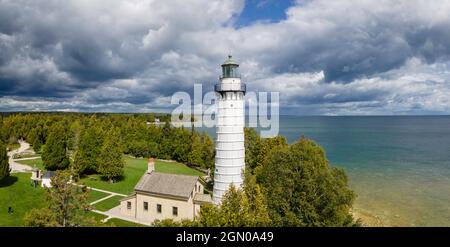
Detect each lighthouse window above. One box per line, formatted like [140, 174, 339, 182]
[222, 65, 239, 78]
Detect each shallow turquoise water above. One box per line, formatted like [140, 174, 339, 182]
[199, 116, 450, 226]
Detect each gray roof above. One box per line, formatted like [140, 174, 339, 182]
[42, 171, 56, 179]
[135, 172, 199, 199]
[222, 55, 239, 66]
[194, 193, 212, 204]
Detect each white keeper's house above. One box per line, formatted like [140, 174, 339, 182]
[119, 158, 211, 223]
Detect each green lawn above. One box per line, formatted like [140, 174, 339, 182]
[82, 211, 117, 227]
[87, 190, 110, 203]
[156, 160, 204, 177]
[92, 195, 123, 212]
[13, 153, 41, 159]
[107, 218, 146, 227]
[0, 156, 203, 226]
[7, 143, 20, 151]
[83, 211, 146, 227]
[0, 173, 47, 226]
[16, 158, 44, 170]
[0, 173, 141, 227]
[81, 157, 204, 195]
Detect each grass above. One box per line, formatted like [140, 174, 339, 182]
[92, 195, 123, 212]
[7, 143, 20, 151]
[0, 156, 203, 226]
[0, 173, 140, 227]
[13, 153, 41, 159]
[16, 158, 44, 170]
[156, 160, 204, 177]
[0, 173, 47, 226]
[83, 211, 146, 227]
[81, 156, 204, 195]
[87, 190, 110, 203]
[107, 218, 146, 227]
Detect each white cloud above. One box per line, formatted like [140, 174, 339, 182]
[1, 0, 450, 114]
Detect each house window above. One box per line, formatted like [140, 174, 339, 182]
[127, 201, 131, 210]
[157, 204, 162, 213]
[172, 207, 178, 216]
[143, 202, 148, 211]
[198, 185, 201, 192]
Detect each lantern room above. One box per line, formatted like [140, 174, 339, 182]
[221, 55, 240, 78]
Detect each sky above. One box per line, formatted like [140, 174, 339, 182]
[1, 0, 450, 115]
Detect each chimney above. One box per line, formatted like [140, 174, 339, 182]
[147, 157, 155, 174]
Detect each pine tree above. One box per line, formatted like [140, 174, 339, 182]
[73, 126, 103, 175]
[41, 123, 70, 171]
[97, 128, 124, 183]
[0, 140, 10, 181]
[28, 128, 41, 153]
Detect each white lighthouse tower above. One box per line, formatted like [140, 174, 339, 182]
[213, 55, 246, 204]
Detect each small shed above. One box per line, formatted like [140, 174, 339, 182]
[30, 167, 41, 187]
[41, 171, 56, 188]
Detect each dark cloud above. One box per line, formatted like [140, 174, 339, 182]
[0, 0, 450, 114]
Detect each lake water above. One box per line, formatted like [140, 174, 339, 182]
[198, 116, 450, 226]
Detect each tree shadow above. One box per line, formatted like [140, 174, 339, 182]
[0, 176, 18, 188]
[99, 175, 125, 183]
[80, 174, 125, 183]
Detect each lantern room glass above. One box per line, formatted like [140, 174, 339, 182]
[222, 65, 240, 78]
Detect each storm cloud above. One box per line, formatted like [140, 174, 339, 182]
[1, 0, 450, 115]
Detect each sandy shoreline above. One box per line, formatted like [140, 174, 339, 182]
[351, 208, 385, 227]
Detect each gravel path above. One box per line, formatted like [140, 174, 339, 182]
[8, 141, 34, 173]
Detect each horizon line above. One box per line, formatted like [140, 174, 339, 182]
[1, 111, 450, 117]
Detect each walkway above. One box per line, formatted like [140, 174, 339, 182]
[79, 185, 147, 225]
[92, 206, 152, 226]
[8, 141, 37, 173]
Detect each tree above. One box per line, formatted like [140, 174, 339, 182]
[159, 122, 174, 159]
[256, 137, 357, 227]
[245, 128, 288, 172]
[242, 173, 271, 226]
[245, 128, 261, 170]
[192, 172, 271, 227]
[200, 133, 215, 169]
[41, 123, 70, 171]
[23, 208, 58, 227]
[0, 141, 10, 181]
[172, 128, 191, 163]
[23, 170, 94, 227]
[196, 183, 271, 227]
[73, 126, 103, 174]
[97, 128, 125, 183]
[28, 127, 42, 153]
[188, 133, 205, 167]
[188, 132, 215, 169]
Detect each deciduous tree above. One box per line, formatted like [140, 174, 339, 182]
[257, 137, 357, 227]
[23, 170, 94, 227]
